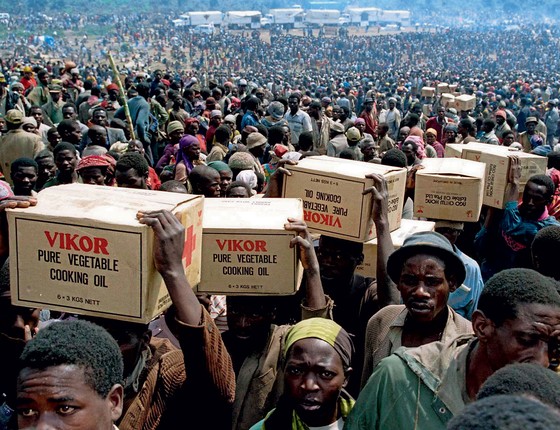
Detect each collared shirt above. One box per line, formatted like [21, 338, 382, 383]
[347, 335, 476, 430]
[284, 109, 312, 144]
[361, 305, 472, 388]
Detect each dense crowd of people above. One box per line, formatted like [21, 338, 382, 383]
[2, 14, 560, 430]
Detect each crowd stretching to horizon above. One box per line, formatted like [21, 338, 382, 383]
[3, 13, 560, 430]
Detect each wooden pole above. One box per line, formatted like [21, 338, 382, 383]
[107, 52, 135, 140]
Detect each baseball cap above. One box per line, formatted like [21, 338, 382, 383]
[345, 127, 361, 142]
[5, 109, 23, 125]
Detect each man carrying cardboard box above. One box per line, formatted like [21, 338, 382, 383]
[475, 156, 559, 281]
[88, 210, 236, 430]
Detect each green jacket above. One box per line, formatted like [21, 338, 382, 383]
[344, 335, 475, 430]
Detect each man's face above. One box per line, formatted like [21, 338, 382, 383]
[496, 116, 505, 126]
[389, 100, 396, 110]
[51, 91, 61, 102]
[520, 181, 550, 220]
[80, 167, 106, 186]
[364, 102, 373, 112]
[62, 107, 76, 120]
[317, 240, 360, 281]
[201, 171, 221, 198]
[90, 129, 108, 147]
[398, 254, 452, 323]
[361, 144, 376, 160]
[284, 338, 347, 427]
[30, 109, 43, 125]
[399, 129, 409, 142]
[483, 303, 560, 369]
[126, 141, 144, 155]
[402, 144, 416, 165]
[48, 131, 62, 148]
[426, 134, 436, 145]
[288, 97, 299, 113]
[437, 108, 445, 120]
[92, 110, 108, 126]
[12, 166, 38, 194]
[308, 105, 319, 119]
[187, 122, 199, 134]
[17, 365, 122, 430]
[116, 168, 146, 189]
[211, 115, 222, 126]
[218, 170, 233, 196]
[227, 186, 249, 198]
[55, 150, 78, 173]
[226, 297, 274, 341]
[356, 122, 365, 133]
[169, 129, 184, 143]
[526, 122, 537, 133]
[37, 157, 56, 182]
[184, 142, 201, 161]
[332, 108, 341, 120]
[64, 124, 82, 145]
[503, 133, 515, 146]
[39, 74, 49, 86]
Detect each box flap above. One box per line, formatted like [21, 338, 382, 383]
[289, 156, 406, 177]
[203, 198, 303, 229]
[8, 184, 202, 226]
[461, 143, 545, 160]
[455, 94, 475, 102]
[419, 158, 486, 178]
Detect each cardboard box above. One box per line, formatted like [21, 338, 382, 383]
[444, 143, 468, 158]
[437, 83, 450, 94]
[197, 198, 303, 295]
[460, 143, 547, 208]
[422, 87, 435, 97]
[454, 94, 476, 111]
[414, 158, 486, 221]
[355, 219, 435, 278]
[282, 156, 407, 242]
[441, 93, 455, 107]
[449, 84, 458, 92]
[8, 184, 203, 323]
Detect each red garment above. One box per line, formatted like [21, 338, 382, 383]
[147, 167, 161, 190]
[425, 117, 449, 144]
[20, 76, 37, 92]
[360, 107, 378, 137]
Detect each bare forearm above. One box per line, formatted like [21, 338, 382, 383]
[304, 265, 327, 309]
[375, 220, 400, 306]
[161, 270, 202, 326]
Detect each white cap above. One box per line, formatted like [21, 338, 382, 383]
[239, 78, 248, 86]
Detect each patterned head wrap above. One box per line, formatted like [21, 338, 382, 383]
[283, 318, 354, 368]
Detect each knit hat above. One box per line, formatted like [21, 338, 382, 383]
[210, 110, 222, 118]
[228, 151, 255, 170]
[425, 128, 437, 137]
[166, 120, 184, 135]
[246, 132, 267, 149]
[387, 231, 466, 286]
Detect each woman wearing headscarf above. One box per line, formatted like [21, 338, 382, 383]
[76, 154, 116, 186]
[184, 117, 207, 153]
[174, 134, 205, 184]
[250, 318, 354, 430]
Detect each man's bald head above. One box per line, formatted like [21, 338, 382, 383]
[189, 165, 221, 198]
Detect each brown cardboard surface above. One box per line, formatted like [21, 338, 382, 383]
[437, 83, 450, 94]
[441, 93, 455, 107]
[355, 219, 435, 278]
[197, 198, 303, 295]
[8, 184, 203, 323]
[454, 94, 476, 111]
[422, 87, 435, 97]
[460, 143, 547, 208]
[282, 156, 407, 242]
[444, 143, 467, 158]
[414, 158, 486, 221]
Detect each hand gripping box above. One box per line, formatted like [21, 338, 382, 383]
[8, 184, 204, 323]
[460, 143, 547, 209]
[282, 156, 407, 242]
[414, 158, 486, 222]
[355, 219, 435, 278]
[197, 198, 304, 295]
